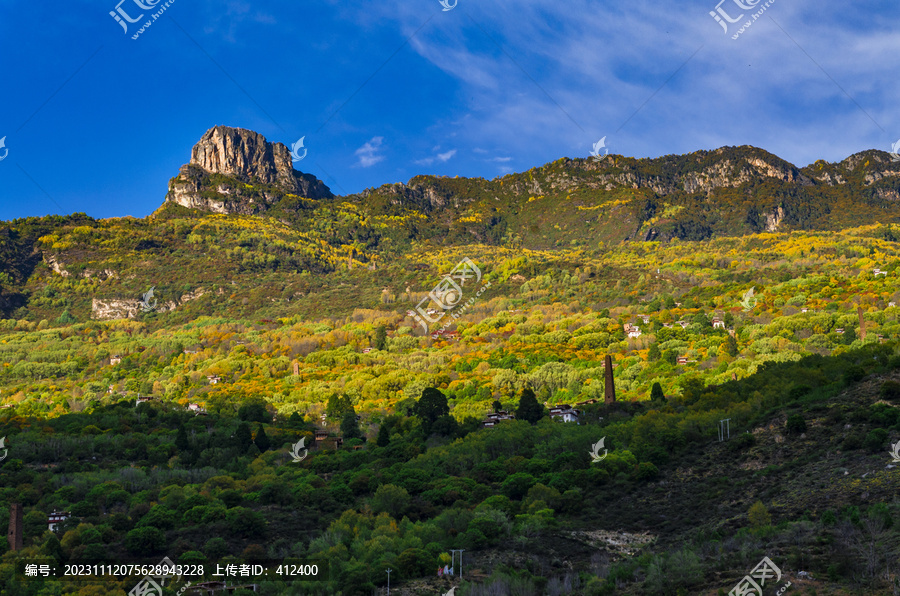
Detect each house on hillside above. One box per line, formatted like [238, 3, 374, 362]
[835, 328, 844, 335]
[874, 268, 888, 277]
[676, 320, 689, 329]
[712, 318, 725, 329]
[48, 511, 69, 532]
[549, 405, 582, 423]
[677, 356, 689, 365]
[135, 395, 155, 407]
[639, 315, 650, 325]
[110, 355, 122, 366]
[188, 403, 207, 415]
[624, 323, 642, 339]
[483, 410, 516, 428]
[207, 375, 220, 385]
[362, 348, 373, 354]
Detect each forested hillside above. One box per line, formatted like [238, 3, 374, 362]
[2, 141, 900, 594]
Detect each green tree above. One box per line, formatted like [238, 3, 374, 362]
[650, 382, 665, 402]
[254, 424, 271, 452]
[415, 388, 450, 427]
[371, 484, 411, 518]
[373, 325, 387, 351]
[340, 412, 362, 440]
[125, 527, 165, 555]
[723, 334, 739, 357]
[516, 388, 544, 424]
[58, 309, 76, 324]
[326, 393, 354, 419]
[376, 424, 390, 447]
[238, 399, 271, 423]
[648, 342, 661, 361]
[786, 414, 806, 434]
[748, 501, 771, 528]
[235, 422, 252, 450]
[175, 425, 190, 452]
[492, 400, 503, 413]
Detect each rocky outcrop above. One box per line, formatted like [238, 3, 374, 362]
[190, 126, 298, 191]
[91, 288, 208, 320]
[165, 126, 332, 214]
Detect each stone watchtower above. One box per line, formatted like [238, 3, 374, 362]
[7, 503, 23, 551]
[604, 355, 616, 404]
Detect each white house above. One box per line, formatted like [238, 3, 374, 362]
[624, 323, 642, 339]
[48, 511, 69, 532]
[207, 375, 220, 385]
[712, 319, 725, 329]
[549, 405, 581, 423]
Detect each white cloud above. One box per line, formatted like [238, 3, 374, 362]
[414, 148, 457, 166]
[354, 137, 385, 168]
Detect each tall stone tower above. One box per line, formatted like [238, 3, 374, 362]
[604, 355, 616, 404]
[7, 503, 23, 551]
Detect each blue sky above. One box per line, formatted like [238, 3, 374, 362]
[1, 0, 898, 220]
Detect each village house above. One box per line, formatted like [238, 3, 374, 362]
[639, 315, 650, 325]
[677, 356, 689, 365]
[48, 511, 69, 532]
[874, 268, 888, 276]
[483, 410, 516, 428]
[135, 395, 156, 407]
[188, 403, 207, 415]
[207, 375, 220, 385]
[836, 328, 844, 335]
[362, 348, 373, 354]
[676, 321, 689, 329]
[109, 355, 122, 366]
[624, 323, 642, 339]
[549, 404, 582, 423]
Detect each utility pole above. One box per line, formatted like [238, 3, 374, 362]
[386, 568, 391, 596]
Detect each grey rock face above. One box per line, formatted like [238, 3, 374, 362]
[165, 126, 332, 214]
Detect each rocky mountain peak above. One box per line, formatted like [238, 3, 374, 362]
[190, 125, 298, 191]
[165, 126, 332, 215]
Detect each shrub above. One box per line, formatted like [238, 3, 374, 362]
[880, 381, 900, 402]
[863, 428, 888, 452]
[786, 414, 807, 434]
[748, 501, 771, 528]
